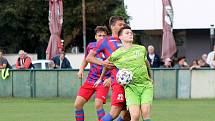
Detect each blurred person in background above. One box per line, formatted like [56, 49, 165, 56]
[206, 45, 215, 68]
[174, 56, 189, 69]
[16, 50, 34, 69]
[201, 53, 208, 63]
[147, 45, 161, 68]
[198, 58, 209, 68]
[0, 50, 11, 69]
[200, 53, 209, 67]
[190, 59, 200, 70]
[160, 58, 172, 68]
[51, 51, 72, 69]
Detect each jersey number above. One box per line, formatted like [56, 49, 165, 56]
[117, 94, 124, 101]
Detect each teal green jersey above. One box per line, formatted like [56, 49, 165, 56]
[109, 44, 152, 88]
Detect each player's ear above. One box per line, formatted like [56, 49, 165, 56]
[95, 35, 97, 40]
[119, 35, 123, 40]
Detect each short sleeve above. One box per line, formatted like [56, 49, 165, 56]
[108, 50, 118, 63]
[85, 43, 93, 58]
[92, 38, 108, 55]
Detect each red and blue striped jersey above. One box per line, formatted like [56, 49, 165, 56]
[85, 42, 110, 84]
[92, 36, 122, 83]
[93, 36, 121, 59]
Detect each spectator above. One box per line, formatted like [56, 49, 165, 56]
[16, 50, 34, 69]
[0, 50, 11, 69]
[198, 58, 209, 68]
[201, 53, 208, 63]
[51, 51, 72, 69]
[160, 58, 172, 68]
[147, 45, 161, 68]
[206, 45, 215, 68]
[48, 60, 55, 69]
[174, 56, 189, 69]
[190, 59, 200, 70]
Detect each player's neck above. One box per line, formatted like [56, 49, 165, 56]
[122, 42, 132, 50]
[112, 33, 118, 38]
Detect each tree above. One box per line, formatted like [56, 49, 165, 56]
[0, 0, 129, 57]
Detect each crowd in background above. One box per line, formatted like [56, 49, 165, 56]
[0, 49, 72, 70]
[146, 44, 215, 70]
[0, 44, 215, 70]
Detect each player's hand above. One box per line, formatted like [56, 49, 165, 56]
[102, 60, 114, 69]
[77, 70, 84, 79]
[94, 79, 102, 87]
[103, 78, 111, 87]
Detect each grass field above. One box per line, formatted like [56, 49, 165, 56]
[0, 98, 215, 121]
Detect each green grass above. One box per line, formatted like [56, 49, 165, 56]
[0, 98, 215, 121]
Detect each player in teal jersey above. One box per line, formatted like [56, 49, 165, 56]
[95, 25, 153, 121]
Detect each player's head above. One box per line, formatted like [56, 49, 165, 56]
[94, 26, 108, 41]
[109, 16, 125, 36]
[118, 25, 133, 43]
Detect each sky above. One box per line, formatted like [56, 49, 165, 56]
[124, 0, 215, 30]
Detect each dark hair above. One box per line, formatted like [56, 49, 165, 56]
[60, 51, 65, 55]
[177, 56, 186, 62]
[0, 49, 4, 54]
[118, 25, 131, 37]
[109, 16, 124, 27]
[94, 26, 109, 34]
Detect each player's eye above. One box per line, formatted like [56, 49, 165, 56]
[98, 34, 106, 37]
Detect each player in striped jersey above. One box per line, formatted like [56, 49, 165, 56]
[74, 26, 111, 121]
[86, 16, 129, 121]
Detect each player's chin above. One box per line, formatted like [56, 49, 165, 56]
[128, 40, 133, 43]
[128, 38, 133, 42]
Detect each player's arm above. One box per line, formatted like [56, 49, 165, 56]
[86, 50, 103, 65]
[94, 66, 109, 87]
[77, 58, 88, 79]
[86, 50, 114, 68]
[94, 67, 108, 87]
[94, 58, 111, 87]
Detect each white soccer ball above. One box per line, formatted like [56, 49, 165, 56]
[116, 68, 133, 86]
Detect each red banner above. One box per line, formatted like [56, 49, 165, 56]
[46, 0, 63, 60]
[161, 0, 177, 59]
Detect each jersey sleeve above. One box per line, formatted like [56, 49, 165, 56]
[92, 38, 107, 55]
[108, 49, 120, 63]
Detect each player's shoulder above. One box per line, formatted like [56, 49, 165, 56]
[107, 35, 119, 42]
[87, 41, 96, 48]
[96, 36, 109, 45]
[110, 46, 122, 55]
[88, 41, 96, 45]
[133, 44, 146, 50]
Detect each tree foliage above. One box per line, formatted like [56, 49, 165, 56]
[0, 0, 129, 58]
